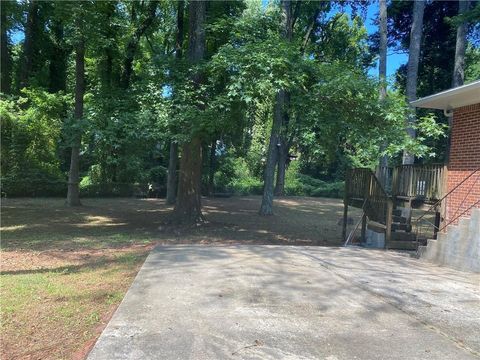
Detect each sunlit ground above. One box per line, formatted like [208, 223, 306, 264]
[0, 196, 361, 359]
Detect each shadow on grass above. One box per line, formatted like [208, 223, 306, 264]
[0, 252, 148, 276]
[1, 197, 361, 251]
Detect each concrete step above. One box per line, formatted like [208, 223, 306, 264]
[417, 245, 427, 258]
[422, 239, 439, 261]
[418, 208, 480, 273]
[443, 221, 469, 269]
[416, 236, 428, 246]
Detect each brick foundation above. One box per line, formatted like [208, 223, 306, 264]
[446, 103, 480, 225]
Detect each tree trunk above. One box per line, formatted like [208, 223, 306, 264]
[1, 1, 11, 94]
[274, 139, 289, 196]
[48, 20, 68, 93]
[120, 1, 157, 89]
[402, 0, 425, 165]
[173, 136, 203, 222]
[378, 0, 387, 101]
[172, 0, 206, 223]
[19, 0, 38, 89]
[259, 0, 292, 215]
[166, 141, 178, 204]
[175, 0, 185, 59]
[452, 1, 469, 88]
[66, 40, 85, 206]
[208, 139, 216, 196]
[378, 0, 388, 168]
[260, 90, 285, 215]
[165, 0, 184, 204]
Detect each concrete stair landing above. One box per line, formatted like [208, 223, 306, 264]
[418, 208, 480, 273]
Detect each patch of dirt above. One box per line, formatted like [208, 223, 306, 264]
[0, 243, 155, 273]
[0, 196, 362, 360]
[71, 305, 118, 360]
[1, 196, 361, 252]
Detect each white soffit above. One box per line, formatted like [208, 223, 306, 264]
[410, 80, 480, 110]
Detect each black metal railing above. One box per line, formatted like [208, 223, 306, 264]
[414, 167, 480, 249]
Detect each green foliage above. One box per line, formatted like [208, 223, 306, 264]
[284, 163, 344, 198]
[213, 156, 262, 195]
[83, 83, 169, 186]
[0, 0, 461, 199]
[1, 89, 71, 196]
[465, 45, 480, 83]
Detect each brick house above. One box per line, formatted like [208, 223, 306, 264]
[411, 80, 479, 272]
[342, 81, 478, 270]
[411, 80, 480, 225]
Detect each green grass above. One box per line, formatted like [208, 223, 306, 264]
[0, 196, 352, 359]
[0, 251, 150, 359]
[1, 198, 157, 359]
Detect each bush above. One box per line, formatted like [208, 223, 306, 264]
[1, 90, 70, 197]
[310, 181, 344, 198]
[79, 181, 144, 197]
[1, 175, 67, 197]
[229, 177, 264, 195]
[213, 157, 263, 195]
[284, 164, 344, 198]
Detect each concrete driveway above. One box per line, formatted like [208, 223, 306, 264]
[88, 246, 480, 360]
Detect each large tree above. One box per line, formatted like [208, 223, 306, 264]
[452, 1, 470, 88]
[19, 0, 39, 89]
[259, 0, 293, 214]
[402, 0, 425, 165]
[172, 0, 206, 223]
[66, 38, 85, 206]
[166, 0, 185, 205]
[377, 0, 388, 169]
[120, 1, 158, 89]
[1, 1, 11, 94]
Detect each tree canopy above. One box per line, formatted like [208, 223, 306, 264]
[1, 0, 478, 217]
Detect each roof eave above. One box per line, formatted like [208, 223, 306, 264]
[410, 80, 480, 110]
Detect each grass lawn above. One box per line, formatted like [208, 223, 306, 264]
[0, 196, 360, 359]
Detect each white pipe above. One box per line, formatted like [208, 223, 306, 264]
[444, 108, 453, 117]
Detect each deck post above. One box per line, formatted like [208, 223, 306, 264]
[361, 213, 367, 243]
[342, 171, 350, 241]
[439, 165, 448, 230]
[392, 166, 398, 197]
[385, 199, 393, 248]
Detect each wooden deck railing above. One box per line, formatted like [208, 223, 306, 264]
[345, 168, 392, 226]
[346, 168, 371, 200]
[343, 168, 393, 245]
[366, 172, 391, 225]
[391, 164, 446, 201]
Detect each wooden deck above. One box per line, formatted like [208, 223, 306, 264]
[344, 164, 447, 249]
[392, 165, 447, 204]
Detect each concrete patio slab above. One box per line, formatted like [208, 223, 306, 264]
[88, 246, 480, 360]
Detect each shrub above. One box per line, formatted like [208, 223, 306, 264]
[1, 90, 70, 197]
[229, 177, 264, 195]
[284, 163, 344, 198]
[310, 181, 344, 198]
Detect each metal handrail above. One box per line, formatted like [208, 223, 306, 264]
[438, 199, 480, 233]
[415, 167, 480, 224]
[414, 167, 480, 248]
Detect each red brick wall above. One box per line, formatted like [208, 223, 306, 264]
[446, 103, 480, 225]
